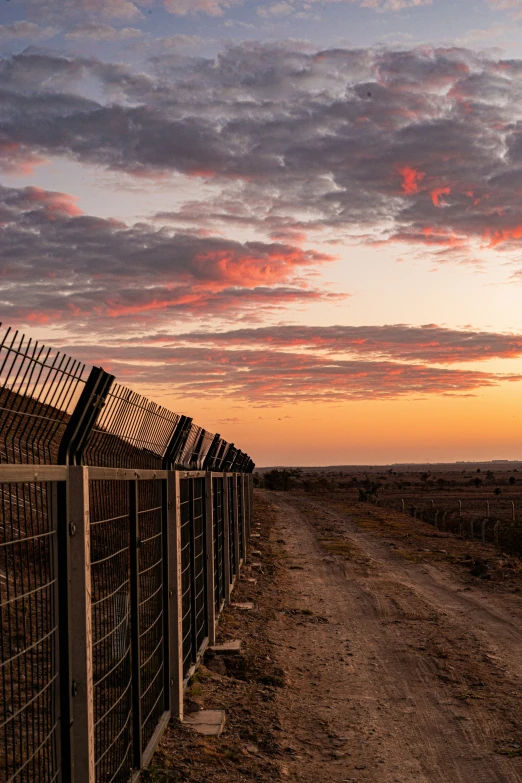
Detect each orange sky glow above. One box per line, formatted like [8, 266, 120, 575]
[2, 1, 522, 465]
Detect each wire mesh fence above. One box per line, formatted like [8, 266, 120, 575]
[137, 480, 165, 753]
[0, 327, 86, 465]
[84, 386, 181, 470]
[0, 324, 255, 783]
[237, 476, 244, 563]
[90, 480, 133, 783]
[379, 496, 522, 556]
[0, 481, 60, 783]
[212, 477, 225, 615]
[228, 476, 237, 581]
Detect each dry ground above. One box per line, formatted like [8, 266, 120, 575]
[148, 489, 522, 783]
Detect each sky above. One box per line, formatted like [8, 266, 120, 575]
[1, 0, 522, 465]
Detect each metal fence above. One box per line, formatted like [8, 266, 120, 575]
[378, 496, 522, 556]
[0, 325, 254, 783]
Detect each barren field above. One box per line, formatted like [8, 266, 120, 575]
[149, 488, 522, 783]
[268, 466, 522, 556]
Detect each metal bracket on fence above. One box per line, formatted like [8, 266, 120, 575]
[191, 429, 207, 470]
[162, 415, 193, 469]
[58, 367, 114, 466]
[222, 444, 236, 472]
[215, 440, 229, 471]
[231, 450, 244, 473]
[203, 434, 221, 471]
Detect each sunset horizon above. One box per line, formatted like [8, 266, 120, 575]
[1, 0, 522, 466]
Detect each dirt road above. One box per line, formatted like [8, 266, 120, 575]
[267, 491, 522, 783]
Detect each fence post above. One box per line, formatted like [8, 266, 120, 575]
[205, 471, 216, 645]
[68, 466, 95, 783]
[222, 474, 231, 603]
[244, 474, 251, 542]
[129, 479, 142, 770]
[167, 471, 184, 721]
[232, 475, 240, 575]
[239, 475, 247, 565]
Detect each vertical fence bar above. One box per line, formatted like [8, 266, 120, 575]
[68, 466, 95, 783]
[205, 472, 216, 645]
[167, 471, 184, 721]
[161, 478, 170, 717]
[189, 479, 198, 661]
[57, 479, 73, 783]
[222, 475, 231, 603]
[129, 479, 142, 769]
[244, 474, 250, 543]
[240, 475, 247, 565]
[232, 475, 240, 573]
[249, 474, 254, 536]
[49, 481, 63, 782]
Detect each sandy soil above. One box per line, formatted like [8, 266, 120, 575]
[150, 490, 522, 783]
[269, 491, 522, 783]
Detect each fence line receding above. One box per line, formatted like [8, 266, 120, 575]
[0, 324, 255, 783]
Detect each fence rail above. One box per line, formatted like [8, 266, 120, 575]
[0, 325, 255, 783]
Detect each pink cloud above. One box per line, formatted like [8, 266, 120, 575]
[397, 166, 426, 195]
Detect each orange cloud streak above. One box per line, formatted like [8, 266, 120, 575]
[484, 226, 522, 247]
[397, 165, 426, 195]
[24, 187, 83, 217]
[431, 187, 450, 207]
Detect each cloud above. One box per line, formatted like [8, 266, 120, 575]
[164, 0, 243, 14]
[164, 324, 522, 364]
[55, 339, 522, 404]
[257, 2, 295, 18]
[65, 23, 143, 40]
[19, 0, 436, 23]
[49, 322, 522, 405]
[0, 183, 340, 330]
[2, 44, 522, 266]
[330, 0, 432, 8]
[24, 0, 144, 22]
[486, 0, 522, 18]
[0, 22, 58, 40]
[0, 141, 47, 175]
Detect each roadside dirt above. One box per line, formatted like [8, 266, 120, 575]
[149, 490, 522, 782]
[270, 491, 522, 783]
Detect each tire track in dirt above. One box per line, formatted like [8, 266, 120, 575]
[300, 494, 522, 679]
[266, 491, 522, 783]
